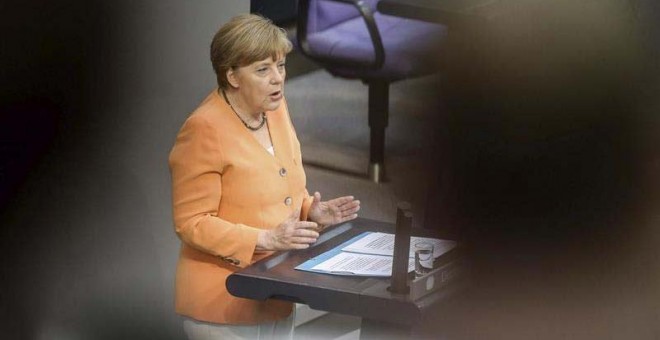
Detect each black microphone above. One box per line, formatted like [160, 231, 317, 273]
[389, 201, 413, 294]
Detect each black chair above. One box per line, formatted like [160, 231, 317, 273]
[296, 0, 447, 182]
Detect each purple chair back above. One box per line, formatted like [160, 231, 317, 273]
[308, 0, 379, 33]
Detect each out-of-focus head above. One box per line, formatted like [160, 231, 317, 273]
[210, 14, 292, 90]
[426, 1, 660, 338]
[440, 0, 647, 235]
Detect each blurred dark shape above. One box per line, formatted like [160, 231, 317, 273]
[0, 101, 59, 209]
[422, 0, 660, 338]
[0, 2, 173, 338]
[445, 0, 643, 246]
[0, 0, 103, 213]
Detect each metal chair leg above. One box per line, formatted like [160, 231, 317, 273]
[368, 81, 389, 183]
[302, 80, 390, 183]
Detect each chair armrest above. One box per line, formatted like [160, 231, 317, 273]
[297, 0, 385, 70]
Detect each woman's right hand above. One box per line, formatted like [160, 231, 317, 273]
[256, 210, 319, 251]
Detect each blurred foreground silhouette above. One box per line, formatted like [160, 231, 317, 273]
[422, 0, 660, 338]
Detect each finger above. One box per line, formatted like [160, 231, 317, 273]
[339, 200, 360, 212]
[276, 238, 315, 250]
[340, 204, 360, 211]
[327, 196, 355, 207]
[313, 191, 321, 204]
[337, 206, 359, 218]
[341, 209, 360, 218]
[294, 221, 318, 230]
[290, 243, 310, 250]
[337, 214, 358, 223]
[294, 228, 320, 238]
[276, 242, 310, 251]
[290, 236, 318, 244]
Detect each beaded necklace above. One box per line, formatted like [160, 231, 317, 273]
[221, 90, 267, 131]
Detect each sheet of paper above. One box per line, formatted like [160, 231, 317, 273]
[341, 232, 457, 258]
[310, 252, 415, 277]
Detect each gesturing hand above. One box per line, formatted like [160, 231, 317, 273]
[256, 209, 319, 251]
[307, 192, 360, 227]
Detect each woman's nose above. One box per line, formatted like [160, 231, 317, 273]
[271, 68, 284, 84]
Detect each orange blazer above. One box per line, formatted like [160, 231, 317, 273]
[168, 89, 313, 324]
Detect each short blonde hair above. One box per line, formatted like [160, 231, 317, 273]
[211, 14, 293, 90]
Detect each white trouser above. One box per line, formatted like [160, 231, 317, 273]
[182, 311, 295, 340]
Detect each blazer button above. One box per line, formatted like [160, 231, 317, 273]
[279, 167, 287, 177]
[284, 197, 292, 206]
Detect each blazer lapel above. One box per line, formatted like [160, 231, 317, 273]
[266, 107, 291, 167]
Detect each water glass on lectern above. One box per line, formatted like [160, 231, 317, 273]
[414, 242, 434, 277]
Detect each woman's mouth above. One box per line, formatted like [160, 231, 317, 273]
[269, 90, 282, 100]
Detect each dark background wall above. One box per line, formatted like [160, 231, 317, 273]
[251, 0, 298, 25]
[0, 1, 247, 338]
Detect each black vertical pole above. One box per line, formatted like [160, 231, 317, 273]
[368, 81, 389, 182]
[389, 201, 412, 294]
[368, 81, 389, 165]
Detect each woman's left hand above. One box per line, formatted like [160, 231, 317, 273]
[307, 192, 360, 227]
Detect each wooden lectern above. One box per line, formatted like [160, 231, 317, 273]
[227, 214, 462, 339]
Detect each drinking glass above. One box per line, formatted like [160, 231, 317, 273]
[414, 242, 434, 277]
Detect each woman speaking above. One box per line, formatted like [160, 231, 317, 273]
[169, 14, 360, 340]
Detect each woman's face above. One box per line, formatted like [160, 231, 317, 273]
[227, 55, 286, 114]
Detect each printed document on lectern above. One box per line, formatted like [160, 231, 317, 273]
[341, 232, 457, 258]
[304, 251, 415, 277]
[295, 231, 449, 277]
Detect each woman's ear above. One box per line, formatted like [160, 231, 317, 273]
[226, 68, 239, 89]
